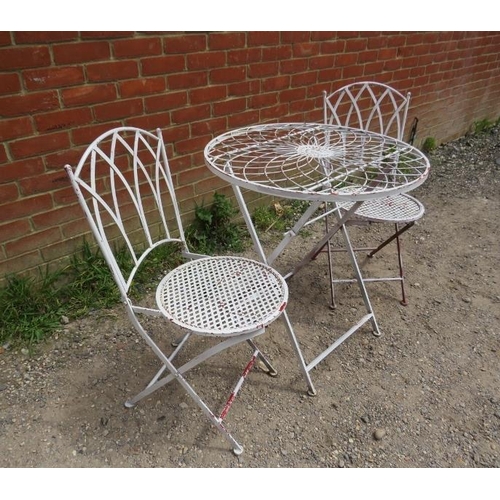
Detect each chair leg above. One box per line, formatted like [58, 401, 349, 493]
[394, 223, 408, 306]
[125, 328, 269, 455]
[247, 339, 277, 376]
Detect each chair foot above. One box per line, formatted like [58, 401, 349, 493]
[124, 400, 135, 408]
[267, 368, 278, 377]
[233, 445, 244, 456]
[400, 299, 408, 306]
[372, 329, 382, 338]
[307, 388, 317, 397]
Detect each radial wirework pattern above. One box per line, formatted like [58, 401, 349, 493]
[337, 192, 425, 222]
[204, 123, 430, 202]
[156, 256, 288, 336]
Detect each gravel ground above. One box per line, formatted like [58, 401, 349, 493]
[0, 126, 499, 471]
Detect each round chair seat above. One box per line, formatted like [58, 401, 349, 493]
[338, 193, 425, 223]
[156, 256, 288, 336]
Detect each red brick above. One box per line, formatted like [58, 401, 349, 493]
[293, 43, 320, 58]
[81, 32, 133, 39]
[279, 88, 306, 103]
[187, 52, 226, 70]
[168, 71, 208, 90]
[10, 131, 70, 160]
[0, 219, 31, 244]
[0, 73, 21, 95]
[210, 67, 246, 84]
[0, 90, 59, 117]
[61, 84, 117, 107]
[45, 148, 86, 170]
[227, 48, 261, 65]
[71, 123, 122, 146]
[189, 86, 226, 105]
[145, 91, 188, 113]
[248, 62, 279, 78]
[171, 104, 210, 124]
[281, 32, 311, 43]
[335, 53, 358, 67]
[228, 110, 260, 128]
[0, 157, 44, 183]
[191, 117, 227, 137]
[311, 32, 337, 41]
[0, 144, 6, 164]
[262, 76, 290, 92]
[309, 55, 336, 70]
[178, 165, 212, 187]
[93, 98, 144, 121]
[35, 108, 93, 133]
[113, 37, 162, 58]
[87, 61, 139, 82]
[248, 32, 280, 46]
[0, 32, 12, 46]
[14, 32, 77, 43]
[291, 72, 318, 87]
[262, 46, 293, 61]
[141, 55, 185, 75]
[53, 41, 111, 64]
[250, 93, 277, 108]
[120, 77, 166, 98]
[20, 170, 68, 196]
[164, 34, 207, 54]
[344, 38, 368, 52]
[341, 65, 365, 80]
[213, 98, 247, 117]
[227, 80, 261, 97]
[5, 227, 62, 258]
[0, 251, 44, 278]
[0, 193, 53, 224]
[0, 116, 33, 141]
[125, 112, 171, 131]
[280, 59, 308, 74]
[175, 135, 211, 155]
[32, 203, 83, 229]
[23, 66, 85, 90]
[208, 33, 245, 50]
[260, 103, 288, 120]
[0, 183, 19, 203]
[161, 125, 190, 144]
[0, 46, 51, 70]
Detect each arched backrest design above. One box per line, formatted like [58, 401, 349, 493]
[324, 81, 411, 140]
[65, 127, 187, 297]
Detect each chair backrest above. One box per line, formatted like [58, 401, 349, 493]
[65, 127, 187, 299]
[323, 81, 411, 140]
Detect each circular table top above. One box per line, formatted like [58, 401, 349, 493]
[204, 122, 430, 202]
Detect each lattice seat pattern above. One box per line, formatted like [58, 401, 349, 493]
[337, 193, 425, 223]
[157, 256, 287, 335]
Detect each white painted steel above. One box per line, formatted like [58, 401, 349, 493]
[204, 121, 430, 395]
[204, 122, 430, 203]
[322, 82, 427, 305]
[156, 256, 287, 335]
[65, 126, 287, 455]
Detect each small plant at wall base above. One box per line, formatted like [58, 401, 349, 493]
[421, 137, 437, 154]
[185, 192, 246, 254]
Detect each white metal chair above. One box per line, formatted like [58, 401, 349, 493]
[321, 81, 425, 306]
[64, 126, 289, 455]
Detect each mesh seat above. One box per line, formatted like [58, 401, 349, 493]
[321, 81, 426, 306]
[157, 256, 287, 335]
[64, 126, 288, 455]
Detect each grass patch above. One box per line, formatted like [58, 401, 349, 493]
[252, 200, 310, 233]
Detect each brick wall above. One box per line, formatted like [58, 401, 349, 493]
[1, 31, 500, 280]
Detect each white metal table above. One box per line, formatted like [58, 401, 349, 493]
[204, 122, 430, 395]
